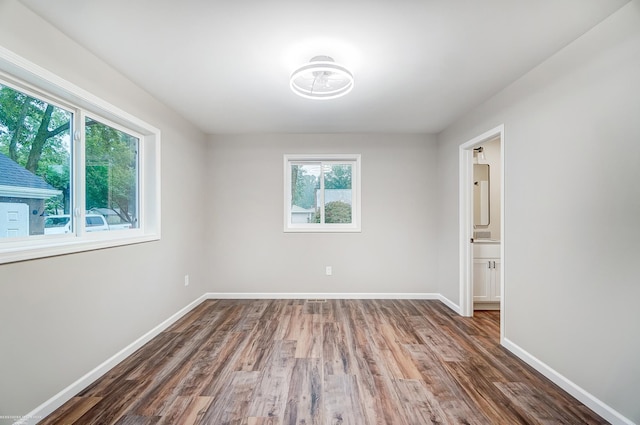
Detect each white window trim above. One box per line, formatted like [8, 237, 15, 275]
[284, 154, 361, 233]
[0, 46, 161, 265]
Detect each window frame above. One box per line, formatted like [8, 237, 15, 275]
[284, 154, 361, 233]
[0, 46, 161, 264]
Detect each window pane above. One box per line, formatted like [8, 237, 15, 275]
[290, 163, 320, 224]
[323, 163, 352, 224]
[85, 117, 138, 231]
[0, 83, 72, 239]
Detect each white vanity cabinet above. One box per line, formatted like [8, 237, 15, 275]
[473, 242, 501, 308]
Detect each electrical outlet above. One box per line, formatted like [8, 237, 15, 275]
[325, 266, 332, 276]
[184, 274, 190, 286]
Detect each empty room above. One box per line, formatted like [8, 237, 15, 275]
[0, 0, 639, 424]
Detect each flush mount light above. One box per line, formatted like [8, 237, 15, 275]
[290, 55, 354, 100]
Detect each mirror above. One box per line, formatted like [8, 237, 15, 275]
[473, 164, 490, 226]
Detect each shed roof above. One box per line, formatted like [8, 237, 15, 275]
[0, 152, 60, 199]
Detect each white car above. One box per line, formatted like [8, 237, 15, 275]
[44, 214, 110, 234]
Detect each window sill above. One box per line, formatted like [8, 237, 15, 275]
[0, 233, 160, 265]
[283, 226, 361, 233]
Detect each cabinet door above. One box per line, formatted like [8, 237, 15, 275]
[473, 259, 491, 302]
[491, 259, 501, 302]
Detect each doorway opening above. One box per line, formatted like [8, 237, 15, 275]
[458, 125, 505, 342]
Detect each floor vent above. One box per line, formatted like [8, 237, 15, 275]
[306, 299, 327, 303]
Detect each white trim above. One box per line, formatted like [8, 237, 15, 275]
[16, 294, 209, 425]
[459, 146, 474, 317]
[0, 234, 159, 265]
[205, 293, 461, 315]
[437, 294, 462, 314]
[204, 292, 442, 300]
[499, 129, 505, 342]
[502, 338, 635, 425]
[458, 125, 505, 343]
[0, 185, 61, 199]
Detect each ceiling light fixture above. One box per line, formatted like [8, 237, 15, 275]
[290, 55, 354, 100]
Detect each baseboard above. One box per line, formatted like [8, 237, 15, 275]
[437, 294, 461, 314]
[473, 301, 500, 311]
[204, 292, 442, 300]
[17, 294, 210, 425]
[502, 338, 634, 425]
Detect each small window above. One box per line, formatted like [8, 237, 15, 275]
[284, 154, 361, 232]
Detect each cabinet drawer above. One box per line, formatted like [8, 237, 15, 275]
[474, 243, 500, 258]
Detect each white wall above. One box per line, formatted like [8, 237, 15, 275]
[0, 1, 209, 421]
[437, 2, 640, 422]
[206, 133, 438, 295]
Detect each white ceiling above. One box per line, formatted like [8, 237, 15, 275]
[19, 0, 628, 134]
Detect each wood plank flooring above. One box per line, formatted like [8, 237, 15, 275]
[41, 300, 608, 424]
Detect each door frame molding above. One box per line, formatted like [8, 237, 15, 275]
[458, 124, 505, 340]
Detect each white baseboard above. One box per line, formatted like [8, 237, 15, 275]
[17, 294, 209, 425]
[502, 338, 634, 425]
[204, 292, 442, 300]
[437, 294, 461, 314]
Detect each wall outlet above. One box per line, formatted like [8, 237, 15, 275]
[325, 266, 332, 276]
[184, 274, 190, 286]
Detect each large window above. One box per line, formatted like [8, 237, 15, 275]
[0, 49, 160, 264]
[284, 154, 361, 232]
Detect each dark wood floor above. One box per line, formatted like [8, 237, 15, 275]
[41, 299, 607, 424]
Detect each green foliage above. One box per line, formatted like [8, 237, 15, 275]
[43, 162, 70, 214]
[0, 84, 71, 214]
[0, 85, 70, 169]
[315, 201, 352, 224]
[85, 118, 138, 223]
[324, 164, 351, 189]
[291, 165, 318, 209]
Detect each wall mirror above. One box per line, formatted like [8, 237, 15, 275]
[473, 164, 490, 226]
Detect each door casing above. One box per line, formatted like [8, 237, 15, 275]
[458, 124, 505, 342]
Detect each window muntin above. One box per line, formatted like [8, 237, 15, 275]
[285, 154, 361, 232]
